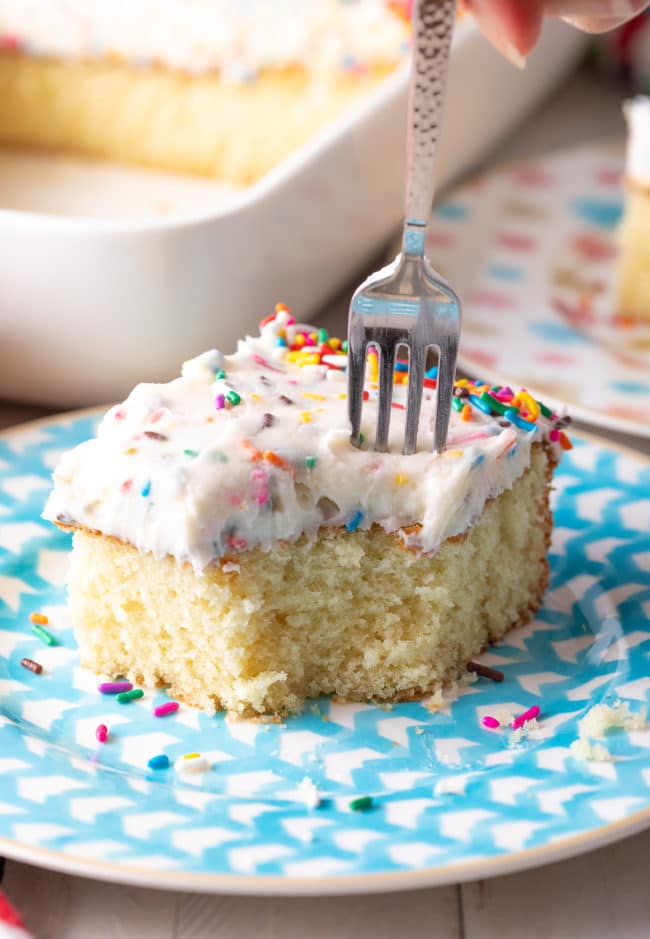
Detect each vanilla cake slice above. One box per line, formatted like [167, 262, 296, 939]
[618, 96, 650, 322]
[43, 307, 571, 717]
[0, 0, 409, 184]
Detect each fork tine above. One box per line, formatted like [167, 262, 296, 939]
[347, 330, 367, 447]
[375, 342, 396, 452]
[434, 336, 457, 453]
[403, 345, 425, 455]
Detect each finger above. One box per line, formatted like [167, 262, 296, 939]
[461, 0, 545, 65]
[561, 13, 646, 33]
[543, 0, 649, 30]
[542, 0, 647, 16]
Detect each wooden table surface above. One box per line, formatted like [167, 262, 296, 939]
[2, 67, 650, 937]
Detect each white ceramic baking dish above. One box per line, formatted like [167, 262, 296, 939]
[0, 18, 584, 407]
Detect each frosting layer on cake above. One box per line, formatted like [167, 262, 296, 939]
[44, 308, 569, 571]
[0, 0, 409, 80]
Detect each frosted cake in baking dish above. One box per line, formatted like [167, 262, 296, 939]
[44, 307, 571, 717]
[0, 0, 410, 184]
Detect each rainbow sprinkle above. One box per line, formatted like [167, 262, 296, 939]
[345, 510, 364, 533]
[148, 754, 170, 770]
[29, 612, 48, 625]
[512, 705, 541, 729]
[116, 688, 144, 704]
[349, 795, 373, 812]
[176, 753, 210, 775]
[153, 701, 179, 718]
[20, 657, 42, 675]
[98, 680, 133, 695]
[31, 623, 56, 646]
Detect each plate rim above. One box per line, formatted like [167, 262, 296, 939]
[1, 805, 650, 896]
[1, 409, 649, 896]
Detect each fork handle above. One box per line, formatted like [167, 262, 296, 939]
[403, 0, 456, 246]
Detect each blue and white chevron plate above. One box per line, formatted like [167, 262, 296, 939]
[0, 412, 649, 895]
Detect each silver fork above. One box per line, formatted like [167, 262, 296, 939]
[348, 0, 460, 455]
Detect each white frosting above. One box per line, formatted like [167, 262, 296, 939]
[43, 311, 565, 573]
[0, 0, 409, 78]
[625, 95, 650, 188]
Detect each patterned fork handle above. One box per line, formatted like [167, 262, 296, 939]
[404, 0, 456, 235]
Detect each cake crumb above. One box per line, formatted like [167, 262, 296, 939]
[425, 689, 445, 712]
[508, 717, 539, 748]
[426, 672, 480, 714]
[570, 738, 613, 763]
[577, 700, 646, 739]
[569, 699, 646, 761]
[297, 776, 321, 810]
[461, 671, 479, 686]
[489, 708, 515, 729]
[222, 562, 241, 575]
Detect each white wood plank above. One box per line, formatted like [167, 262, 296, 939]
[461, 830, 650, 939]
[3, 861, 176, 939]
[3, 860, 460, 939]
[175, 887, 461, 939]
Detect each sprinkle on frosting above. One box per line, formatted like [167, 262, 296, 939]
[43, 305, 570, 572]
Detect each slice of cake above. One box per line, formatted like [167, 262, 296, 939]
[43, 307, 570, 717]
[0, 0, 409, 185]
[617, 96, 650, 322]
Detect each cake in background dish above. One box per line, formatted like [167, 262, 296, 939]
[618, 96, 650, 322]
[0, 0, 410, 185]
[43, 307, 571, 718]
